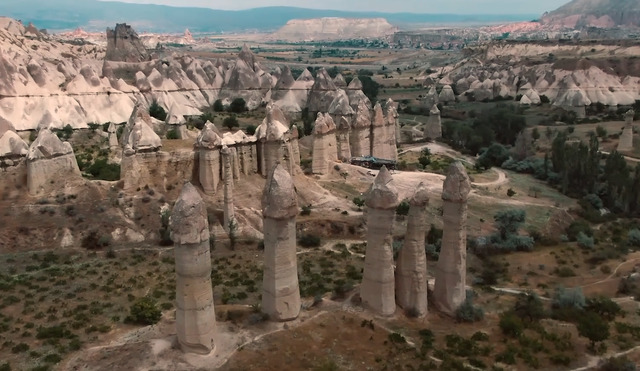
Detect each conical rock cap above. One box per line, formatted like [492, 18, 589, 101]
[262, 163, 298, 219]
[170, 183, 210, 245]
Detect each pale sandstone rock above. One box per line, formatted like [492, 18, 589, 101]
[307, 68, 338, 113]
[361, 166, 399, 316]
[371, 102, 387, 159]
[105, 23, 149, 63]
[26, 128, 81, 195]
[170, 183, 216, 354]
[395, 183, 430, 317]
[107, 122, 119, 148]
[256, 106, 290, 176]
[439, 85, 456, 103]
[335, 116, 352, 162]
[262, 164, 301, 321]
[221, 145, 236, 234]
[386, 99, 399, 156]
[346, 77, 372, 111]
[350, 99, 372, 157]
[434, 162, 471, 316]
[311, 113, 337, 174]
[121, 103, 162, 154]
[425, 104, 442, 140]
[0, 118, 28, 158]
[195, 122, 222, 195]
[290, 125, 301, 168]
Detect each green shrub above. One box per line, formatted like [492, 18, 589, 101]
[300, 205, 312, 216]
[228, 98, 247, 113]
[0, 362, 10, 371]
[11, 342, 29, 353]
[628, 229, 640, 247]
[299, 234, 321, 248]
[223, 116, 239, 130]
[85, 159, 120, 181]
[395, 199, 410, 216]
[577, 231, 595, 249]
[149, 100, 167, 121]
[166, 128, 179, 140]
[455, 291, 484, 323]
[213, 99, 224, 112]
[499, 311, 524, 337]
[599, 356, 637, 371]
[245, 124, 256, 135]
[126, 297, 162, 325]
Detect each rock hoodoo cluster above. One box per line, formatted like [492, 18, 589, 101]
[0, 117, 28, 163]
[261, 164, 301, 321]
[434, 162, 472, 316]
[170, 183, 217, 354]
[255, 105, 298, 177]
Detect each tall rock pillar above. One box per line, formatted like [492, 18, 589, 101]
[262, 164, 301, 321]
[350, 100, 372, 157]
[195, 122, 222, 195]
[221, 145, 235, 233]
[396, 183, 430, 317]
[425, 104, 442, 140]
[170, 183, 216, 354]
[290, 125, 301, 168]
[434, 162, 471, 316]
[361, 166, 399, 316]
[385, 99, 399, 161]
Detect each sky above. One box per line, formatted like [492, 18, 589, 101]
[100, 0, 571, 14]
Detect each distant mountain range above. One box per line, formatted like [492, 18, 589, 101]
[0, 0, 538, 33]
[541, 0, 640, 28]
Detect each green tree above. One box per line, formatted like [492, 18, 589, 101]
[126, 297, 162, 325]
[229, 98, 247, 113]
[531, 127, 540, 141]
[245, 124, 256, 136]
[358, 75, 380, 103]
[213, 99, 224, 112]
[223, 116, 239, 130]
[353, 196, 365, 210]
[396, 200, 410, 216]
[596, 125, 608, 139]
[418, 148, 431, 168]
[514, 292, 545, 322]
[577, 312, 609, 350]
[149, 100, 167, 121]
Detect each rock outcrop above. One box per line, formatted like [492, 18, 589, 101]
[26, 128, 81, 195]
[120, 103, 164, 191]
[105, 23, 149, 63]
[396, 183, 430, 317]
[371, 102, 387, 159]
[170, 183, 216, 354]
[434, 162, 472, 316]
[0, 118, 28, 160]
[195, 122, 222, 195]
[307, 68, 338, 113]
[425, 104, 442, 140]
[439, 85, 456, 104]
[385, 99, 399, 156]
[361, 166, 399, 316]
[262, 164, 301, 321]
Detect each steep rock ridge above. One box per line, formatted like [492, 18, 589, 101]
[541, 0, 640, 29]
[444, 42, 640, 112]
[105, 23, 150, 63]
[270, 17, 397, 42]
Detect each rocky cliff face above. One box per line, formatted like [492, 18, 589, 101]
[270, 17, 396, 42]
[541, 0, 640, 29]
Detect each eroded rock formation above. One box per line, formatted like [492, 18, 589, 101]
[312, 113, 338, 174]
[221, 145, 236, 234]
[26, 128, 81, 195]
[619, 109, 635, 152]
[396, 183, 430, 317]
[170, 183, 216, 354]
[350, 100, 372, 157]
[361, 166, 399, 316]
[425, 104, 442, 140]
[434, 162, 472, 316]
[105, 23, 149, 63]
[0, 117, 28, 161]
[262, 164, 301, 321]
[195, 122, 222, 195]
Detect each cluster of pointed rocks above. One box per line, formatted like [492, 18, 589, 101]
[167, 158, 471, 355]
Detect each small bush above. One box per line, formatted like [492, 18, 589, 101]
[149, 100, 167, 121]
[300, 205, 312, 216]
[577, 231, 595, 249]
[223, 116, 239, 130]
[126, 297, 162, 325]
[455, 291, 484, 323]
[299, 234, 321, 248]
[499, 312, 524, 337]
[166, 128, 179, 140]
[213, 99, 224, 112]
[229, 98, 247, 113]
[628, 229, 640, 247]
[395, 200, 410, 216]
[245, 124, 256, 135]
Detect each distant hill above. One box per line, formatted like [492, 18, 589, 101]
[0, 0, 537, 33]
[541, 0, 640, 28]
[270, 18, 397, 42]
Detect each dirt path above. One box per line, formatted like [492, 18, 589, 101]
[580, 257, 640, 289]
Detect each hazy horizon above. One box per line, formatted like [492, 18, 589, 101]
[98, 0, 569, 14]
